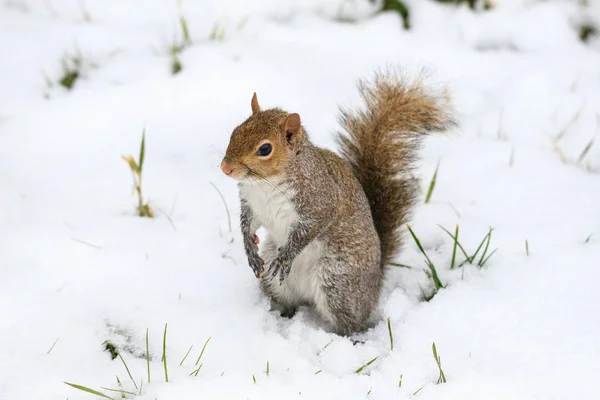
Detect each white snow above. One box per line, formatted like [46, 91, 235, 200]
[1, 0, 599, 399]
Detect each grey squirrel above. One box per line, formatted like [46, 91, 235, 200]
[219, 70, 455, 335]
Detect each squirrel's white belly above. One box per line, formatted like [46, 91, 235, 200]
[240, 180, 298, 245]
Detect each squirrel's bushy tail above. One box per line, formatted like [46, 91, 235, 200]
[336, 70, 456, 267]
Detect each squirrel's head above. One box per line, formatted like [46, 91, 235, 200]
[220, 92, 305, 182]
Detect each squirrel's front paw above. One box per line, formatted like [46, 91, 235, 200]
[268, 257, 291, 283]
[248, 252, 264, 279]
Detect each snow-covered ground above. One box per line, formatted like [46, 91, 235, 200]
[1, 0, 599, 399]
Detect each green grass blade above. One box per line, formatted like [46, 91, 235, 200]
[118, 354, 138, 390]
[389, 262, 413, 269]
[398, 374, 403, 388]
[470, 228, 493, 263]
[314, 369, 322, 375]
[432, 342, 446, 383]
[387, 317, 394, 351]
[424, 161, 440, 204]
[477, 228, 493, 266]
[190, 363, 203, 377]
[480, 248, 498, 267]
[179, 344, 194, 366]
[195, 336, 211, 365]
[578, 138, 595, 164]
[413, 385, 424, 396]
[162, 323, 169, 382]
[47, 338, 59, 354]
[525, 239, 529, 256]
[555, 102, 585, 141]
[138, 128, 146, 172]
[180, 16, 192, 45]
[432, 342, 439, 362]
[100, 387, 137, 396]
[438, 225, 470, 261]
[426, 261, 445, 290]
[265, 361, 270, 376]
[64, 382, 114, 399]
[252, 374, 257, 384]
[406, 225, 434, 266]
[450, 225, 458, 269]
[354, 356, 378, 374]
[317, 339, 333, 356]
[145, 328, 150, 384]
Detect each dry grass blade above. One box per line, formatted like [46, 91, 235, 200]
[47, 338, 59, 354]
[578, 137, 595, 164]
[209, 182, 232, 233]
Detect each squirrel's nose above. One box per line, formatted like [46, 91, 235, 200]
[220, 160, 234, 176]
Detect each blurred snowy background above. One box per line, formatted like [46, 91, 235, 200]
[1, 1, 599, 399]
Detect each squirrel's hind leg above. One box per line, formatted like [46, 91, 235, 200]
[314, 256, 382, 337]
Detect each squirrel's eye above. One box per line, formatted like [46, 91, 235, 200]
[257, 143, 272, 156]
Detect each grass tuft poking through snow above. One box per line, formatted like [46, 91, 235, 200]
[122, 128, 153, 218]
[168, 11, 193, 75]
[58, 46, 83, 90]
[407, 225, 445, 300]
[439, 225, 498, 268]
[208, 22, 226, 42]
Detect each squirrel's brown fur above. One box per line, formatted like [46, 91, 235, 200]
[220, 70, 455, 336]
[336, 72, 455, 266]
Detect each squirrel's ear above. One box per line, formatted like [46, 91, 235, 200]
[283, 113, 301, 147]
[251, 92, 260, 114]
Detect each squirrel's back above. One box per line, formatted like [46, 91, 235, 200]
[336, 70, 456, 267]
